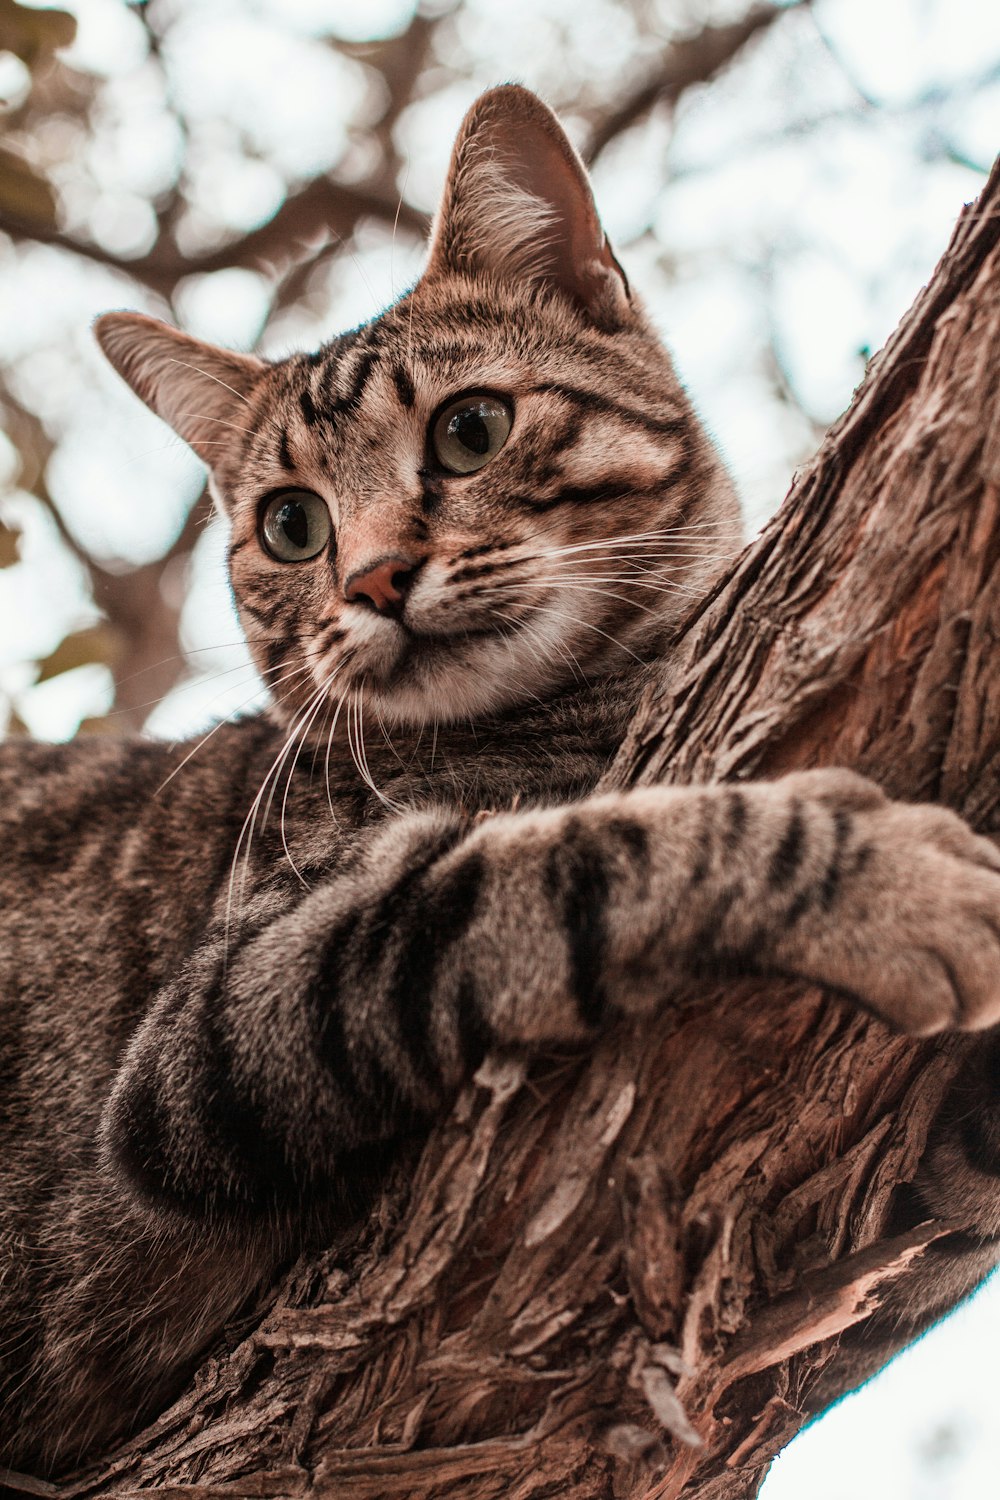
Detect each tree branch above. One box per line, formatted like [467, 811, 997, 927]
[0, 385, 210, 729]
[585, 4, 797, 164]
[0, 178, 428, 301]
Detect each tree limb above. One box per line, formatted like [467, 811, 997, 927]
[0, 178, 429, 301]
[585, 4, 796, 163]
[0, 385, 209, 729]
[0, 4, 792, 299]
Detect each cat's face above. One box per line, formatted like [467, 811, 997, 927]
[97, 86, 740, 728]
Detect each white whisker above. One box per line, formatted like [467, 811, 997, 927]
[347, 691, 402, 810]
[492, 570, 704, 598]
[165, 358, 254, 409]
[494, 597, 646, 664]
[324, 686, 351, 824]
[491, 578, 660, 617]
[491, 605, 589, 687]
[172, 412, 254, 436]
[224, 675, 332, 959]
[156, 661, 315, 795]
[278, 684, 335, 889]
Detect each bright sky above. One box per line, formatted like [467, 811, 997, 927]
[2, 1, 1000, 1491]
[764, 1273, 1000, 1499]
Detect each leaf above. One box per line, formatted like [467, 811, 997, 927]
[0, 521, 18, 567]
[35, 624, 118, 684]
[0, 0, 76, 66]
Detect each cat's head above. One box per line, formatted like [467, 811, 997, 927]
[96, 85, 740, 729]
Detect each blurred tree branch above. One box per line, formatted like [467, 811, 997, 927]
[0, 4, 799, 300]
[0, 177, 430, 298]
[584, 3, 795, 163]
[0, 0, 74, 66]
[0, 385, 210, 727]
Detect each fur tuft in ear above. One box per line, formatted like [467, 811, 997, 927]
[426, 84, 631, 329]
[94, 312, 266, 468]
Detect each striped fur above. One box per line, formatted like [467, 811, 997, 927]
[4, 86, 1000, 1476]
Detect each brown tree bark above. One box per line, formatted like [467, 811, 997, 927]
[42, 163, 1000, 1499]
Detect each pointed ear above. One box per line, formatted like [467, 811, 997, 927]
[94, 312, 266, 468]
[425, 84, 631, 330]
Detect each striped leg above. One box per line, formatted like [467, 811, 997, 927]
[102, 770, 1000, 1215]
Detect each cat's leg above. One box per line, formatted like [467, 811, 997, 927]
[101, 767, 1000, 1216]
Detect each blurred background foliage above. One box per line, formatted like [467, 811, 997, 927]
[0, 0, 996, 743]
[0, 2, 998, 1494]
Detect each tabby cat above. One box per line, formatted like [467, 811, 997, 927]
[3, 85, 1000, 1479]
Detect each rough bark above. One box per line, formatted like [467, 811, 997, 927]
[29, 163, 1000, 1500]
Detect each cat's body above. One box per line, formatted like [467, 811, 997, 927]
[0, 676, 639, 1469]
[4, 86, 1000, 1477]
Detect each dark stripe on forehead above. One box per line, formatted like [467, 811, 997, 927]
[344, 350, 378, 410]
[392, 365, 415, 408]
[414, 339, 480, 366]
[420, 297, 516, 332]
[277, 428, 294, 471]
[317, 348, 381, 425]
[531, 382, 686, 438]
[512, 479, 639, 513]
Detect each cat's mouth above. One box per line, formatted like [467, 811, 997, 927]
[321, 605, 539, 724]
[352, 618, 516, 686]
[317, 576, 595, 724]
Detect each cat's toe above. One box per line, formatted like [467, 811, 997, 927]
[778, 767, 888, 812]
[773, 796, 1000, 1035]
[906, 803, 1000, 869]
[885, 858, 1000, 1033]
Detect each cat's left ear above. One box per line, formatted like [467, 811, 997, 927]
[425, 84, 631, 330]
[94, 312, 266, 469]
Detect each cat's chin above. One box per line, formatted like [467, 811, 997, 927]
[300, 600, 651, 728]
[344, 631, 571, 727]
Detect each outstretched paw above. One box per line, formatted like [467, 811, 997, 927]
[774, 777, 1000, 1035]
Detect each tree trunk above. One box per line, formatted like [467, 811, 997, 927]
[49, 162, 1000, 1499]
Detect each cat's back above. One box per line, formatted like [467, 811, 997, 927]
[0, 723, 274, 990]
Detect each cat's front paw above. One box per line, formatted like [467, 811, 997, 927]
[773, 776, 1000, 1036]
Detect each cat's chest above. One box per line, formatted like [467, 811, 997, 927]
[240, 677, 639, 897]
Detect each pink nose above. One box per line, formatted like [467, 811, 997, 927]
[344, 556, 419, 617]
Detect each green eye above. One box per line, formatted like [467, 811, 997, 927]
[260, 490, 332, 562]
[431, 394, 513, 475]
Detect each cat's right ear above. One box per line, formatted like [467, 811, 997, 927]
[94, 312, 266, 469]
[425, 85, 632, 330]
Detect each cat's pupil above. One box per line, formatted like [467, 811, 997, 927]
[450, 408, 490, 456]
[279, 502, 309, 549]
[260, 489, 331, 562]
[430, 393, 512, 474]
